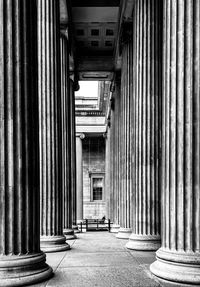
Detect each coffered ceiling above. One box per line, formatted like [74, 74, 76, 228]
[60, 0, 136, 80]
[71, 0, 121, 80]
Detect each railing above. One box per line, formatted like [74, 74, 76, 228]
[79, 219, 112, 232]
[75, 111, 105, 117]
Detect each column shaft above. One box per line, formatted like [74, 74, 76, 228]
[109, 91, 120, 233]
[109, 108, 114, 228]
[117, 37, 132, 239]
[0, 1, 52, 285]
[126, 0, 162, 250]
[60, 34, 76, 240]
[70, 80, 79, 232]
[76, 135, 84, 222]
[150, 0, 200, 284]
[38, 0, 69, 252]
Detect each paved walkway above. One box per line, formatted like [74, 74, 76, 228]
[32, 232, 187, 287]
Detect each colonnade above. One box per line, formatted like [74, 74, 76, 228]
[0, 0, 77, 285]
[0, 0, 200, 286]
[107, 0, 200, 284]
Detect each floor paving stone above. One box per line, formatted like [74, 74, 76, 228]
[30, 232, 194, 287]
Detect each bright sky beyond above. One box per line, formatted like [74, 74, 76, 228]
[75, 81, 98, 98]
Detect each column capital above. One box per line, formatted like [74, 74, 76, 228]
[103, 133, 107, 139]
[60, 26, 68, 39]
[70, 74, 80, 91]
[76, 133, 85, 140]
[119, 21, 133, 55]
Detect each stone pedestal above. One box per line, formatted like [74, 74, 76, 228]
[73, 225, 81, 234]
[0, 1, 52, 285]
[38, 0, 69, 252]
[150, 0, 200, 284]
[116, 228, 132, 240]
[64, 229, 77, 240]
[110, 224, 120, 234]
[126, 0, 162, 251]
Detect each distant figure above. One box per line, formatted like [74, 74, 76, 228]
[102, 215, 106, 222]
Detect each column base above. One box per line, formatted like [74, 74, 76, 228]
[63, 229, 77, 240]
[40, 235, 70, 252]
[150, 248, 200, 285]
[126, 234, 161, 251]
[110, 224, 120, 233]
[116, 228, 132, 239]
[0, 252, 52, 287]
[72, 225, 81, 234]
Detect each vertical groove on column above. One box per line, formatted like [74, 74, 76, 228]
[150, 0, 200, 284]
[116, 81, 120, 229]
[193, 0, 200, 253]
[113, 92, 117, 226]
[0, 1, 52, 285]
[38, 0, 69, 252]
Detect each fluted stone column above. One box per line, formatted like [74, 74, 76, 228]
[126, 0, 162, 250]
[60, 33, 76, 241]
[38, 0, 69, 252]
[70, 79, 80, 233]
[116, 36, 132, 240]
[150, 0, 200, 284]
[0, 1, 52, 285]
[114, 81, 121, 234]
[109, 107, 115, 232]
[76, 134, 85, 223]
[109, 94, 120, 234]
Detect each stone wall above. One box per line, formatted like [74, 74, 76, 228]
[82, 137, 106, 219]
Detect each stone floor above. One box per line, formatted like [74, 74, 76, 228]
[31, 232, 194, 287]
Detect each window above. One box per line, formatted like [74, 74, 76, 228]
[93, 178, 103, 200]
[91, 29, 99, 36]
[105, 40, 113, 47]
[90, 174, 104, 201]
[106, 29, 114, 36]
[91, 41, 99, 47]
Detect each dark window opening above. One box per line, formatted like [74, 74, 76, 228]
[92, 177, 103, 201]
[105, 40, 113, 47]
[106, 29, 114, 36]
[91, 41, 99, 47]
[91, 29, 99, 36]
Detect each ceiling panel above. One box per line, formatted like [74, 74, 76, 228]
[72, 7, 119, 22]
